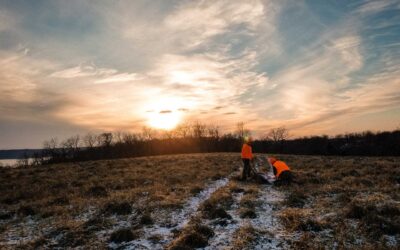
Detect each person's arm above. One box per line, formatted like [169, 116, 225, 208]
[266, 156, 274, 173]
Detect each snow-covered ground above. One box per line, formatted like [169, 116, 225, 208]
[101, 161, 290, 249]
[0, 160, 291, 249]
[107, 177, 230, 249]
[204, 183, 288, 249]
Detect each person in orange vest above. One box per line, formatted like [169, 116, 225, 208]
[268, 157, 292, 185]
[241, 137, 253, 181]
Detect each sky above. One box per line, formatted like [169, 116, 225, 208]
[0, 0, 400, 149]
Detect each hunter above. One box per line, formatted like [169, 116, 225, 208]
[268, 157, 293, 185]
[241, 137, 253, 181]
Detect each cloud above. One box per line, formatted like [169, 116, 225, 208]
[332, 36, 363, 72]
[94, 73, 142, 84]
[0, 49, 53, 104]
[355, 0, 398, 14]
[51, 63, 142, 84]
[159, 110, 172, 114]
[213, 106, 224, 110]
[50, 62, 117, 79]
[0, 9, 17, 32]
[50, 66, 96, 78]
[163, 0, 265, 48]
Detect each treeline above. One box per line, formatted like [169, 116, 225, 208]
[22, 124, 400, 166]
[253, 130, 400, 156]
[37, 123, 245, 165]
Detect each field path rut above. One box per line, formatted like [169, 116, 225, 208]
[110, 163, 290, 249]
[203, 181, 287, 250]
[108, 177, 230, 249]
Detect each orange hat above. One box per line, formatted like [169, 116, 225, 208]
[268, 157, 277, 164]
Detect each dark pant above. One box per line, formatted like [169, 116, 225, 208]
[274, 170, 293, 186]
[242, 159, 251, 180]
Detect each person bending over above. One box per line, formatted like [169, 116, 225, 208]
[268, 157, 293, 185]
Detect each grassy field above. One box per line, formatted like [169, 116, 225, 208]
[277, 155, 400, 249]
[0, 153, 399, 249]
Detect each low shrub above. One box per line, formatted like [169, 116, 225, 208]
[86, 185, 108, 197]
[139, 213, 154, 225]
[48, 196, 69, 206]
[190, 186, 203, 195]
[17, 205, 36, 217]
[103, 201, 132, 215]
[109, 228, 137, 243]
[240, 208, 257, 219]
[0, 211, 14, 220]
[84, 216, 111, 232]
[285, 191, 307, 208]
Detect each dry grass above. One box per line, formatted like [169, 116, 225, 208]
[0, 153, 238, 248]
[1, 153, 398, 249]
[169, 178, 262, 249]
[167, 222, 215, 250]
[276, 154, 400, 249]
[231, 224, 257, 250]
[200, 185, 234, 220]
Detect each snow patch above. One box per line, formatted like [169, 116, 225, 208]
[204, 192, 243, 249]
[204, 183, 288, 249]
[107, 177, 230, 249]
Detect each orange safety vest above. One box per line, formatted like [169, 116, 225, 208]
[273, 161, 290, 178]
[241, 143, 253, 159]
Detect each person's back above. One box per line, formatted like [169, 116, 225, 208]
[273, 160, 290, 178]
[268, 157, 292, 185]
[241, 143, 252, 159]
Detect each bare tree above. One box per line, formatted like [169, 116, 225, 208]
[122, 133, 139, 145]
[192, 121, 207, 138]
[142, 127, 156, 140]
[99, 133, 113, 147]
[61, 135, 81, 159]
[43, 137, 58, 160]
[268, 127, 290, 143]
[161, 130, 175, 140]
[62, 135, 80, 150]
[208, 125, 220, 139]
[83, 133, 97, 148]
[175, 122, 191, 138]
[43, 137, 58, 150]
[235, 122, 250, 141]
[113, 131, 124, 144]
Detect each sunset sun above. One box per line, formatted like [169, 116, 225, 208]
[147, 111, 182, 130]
[144, 97, 189, 130]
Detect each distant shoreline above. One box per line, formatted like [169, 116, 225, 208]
[0, 149, 42, 159]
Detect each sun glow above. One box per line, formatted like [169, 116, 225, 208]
[147, 111, 182, 130]
[144, 97, 190, 130]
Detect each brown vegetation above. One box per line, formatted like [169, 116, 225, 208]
[1, 153, 398, 249]
[0, 153, 238, 248]
[278, 155, 400, 248]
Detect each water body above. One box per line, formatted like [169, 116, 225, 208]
[0, 159, 19, 167]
